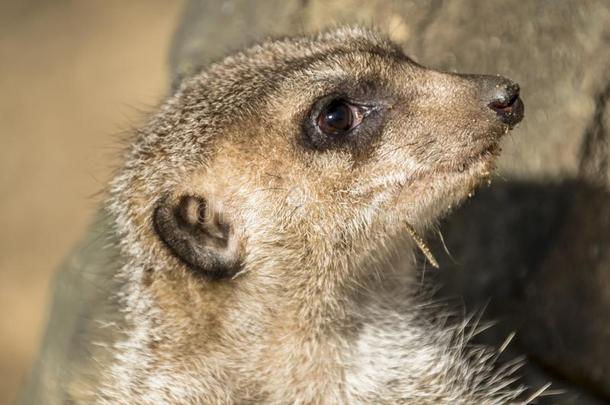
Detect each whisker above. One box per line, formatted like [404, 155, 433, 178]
[437, 228, 458, 264]
[520, 382, 552, 404]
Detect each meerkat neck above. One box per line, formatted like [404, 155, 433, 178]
[277, 243, 417, 332]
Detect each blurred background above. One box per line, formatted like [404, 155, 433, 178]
[0, 1, 184, 402]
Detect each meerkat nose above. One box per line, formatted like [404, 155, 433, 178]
[485, 77, 524, 128]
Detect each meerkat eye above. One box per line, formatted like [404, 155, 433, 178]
[302, 96, 381, 151]
[317, 99, 364, 136]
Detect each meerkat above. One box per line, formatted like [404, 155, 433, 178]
[82, 27, 526, 404]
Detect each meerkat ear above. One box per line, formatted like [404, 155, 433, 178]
[153, 194, 242, 279]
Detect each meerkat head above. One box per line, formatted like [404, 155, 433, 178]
[110, 26, 522, 303]
[103, 27, 524, 401]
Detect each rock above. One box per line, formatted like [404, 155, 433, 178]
[522, 185, 610, 399]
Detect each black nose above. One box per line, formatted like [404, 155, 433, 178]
[486, 80, 524, 128]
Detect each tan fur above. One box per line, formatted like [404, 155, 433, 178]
[94, 27, 524, 404]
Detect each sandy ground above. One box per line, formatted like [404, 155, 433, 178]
[0, 1, 184, 402]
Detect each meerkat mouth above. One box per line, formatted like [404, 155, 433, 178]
[394, 140, 501, 231]
[456, 142, 502, 174]
[403, 140, 504, 267]
[391, 140, 501, 203]
[452, 142, 501, 192]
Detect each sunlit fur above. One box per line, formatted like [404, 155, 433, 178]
[94, 27, 524, 404]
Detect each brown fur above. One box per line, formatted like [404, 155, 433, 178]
[94, 27, 524, 404]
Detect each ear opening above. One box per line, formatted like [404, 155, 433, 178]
[153, 194, 242, 279]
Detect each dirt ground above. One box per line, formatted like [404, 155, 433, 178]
[0, 1, 184, 402]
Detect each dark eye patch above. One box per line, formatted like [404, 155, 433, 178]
[301, 94, 384, 151]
